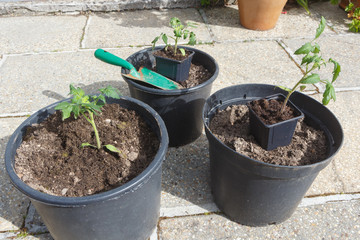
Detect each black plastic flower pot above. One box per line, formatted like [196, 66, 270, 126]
[202, 84, 343, 226]
[247, 93, 304, 150]
[5, 96, 169, 240]
[122, 46, 219, 147]
[153, 48, 195, 82]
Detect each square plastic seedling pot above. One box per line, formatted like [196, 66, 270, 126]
[154, 50, 194, 82]
[248, 94, 304, 150]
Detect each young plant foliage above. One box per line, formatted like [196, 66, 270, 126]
[152, 17, 197, 56]
[278, 16, 341, 113]
[55, 85, 123, 155]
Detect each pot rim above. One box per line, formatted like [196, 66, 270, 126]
[122, 46, 219, 96]
[153, 48, 195, 64]
[5, 96, 169, 206]
[203, 83, 344, 171]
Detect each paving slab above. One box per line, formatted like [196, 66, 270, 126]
[159, 200, 360, 240]
[311, 1, 352, 34]
[203, 4, 334, 42]
[0, 48, 136, 114]
[0, 15, 86, 54]
[84, 9, 213, 49]
[320, 91, 360, 193]
[0, 117, 30, 231]
[194, 41, 304, 93]
[0, 0, 200, 15]
[283, 34, 360, 89]
[161, 135, 212, 208]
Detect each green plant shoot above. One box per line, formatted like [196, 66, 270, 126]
[151, 17, 197, 56]
[278, 16, 341, 113]
[55, 85, 122, 154]
[346, 2, 360, 33]
[296, 0, 310, 15]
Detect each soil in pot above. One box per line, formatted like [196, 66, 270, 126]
[249, 97, 301, 125]
[14, 103, 160, 197]
[153, 46, 193, 61]
[209, 104, 328, 166]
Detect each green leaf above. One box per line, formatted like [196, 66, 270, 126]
[170, 17, 180, 28]
[330, 0, 339, 5]
[300, 85, 306, 91]
[84, 102, 102, 113]
[301, 53, 315, 65]
[151, 36, 160, 49]
[329, 58, 341, 83]
[72, 104, 80, 119]
[174, 29, 181, 38]
[300, 73, 320, 84]
[345, 2, 354, 12]
[104, 144, 121, 153]
[179, 48, 186, 56]
[294, 42, 313, 55]
[162, 34, 168, 45]
[151, 36, 159, 44]
[322, 83, 336, 105]
[55, 102, 73, 120]
[81, 142, 96, 148]
[312, 43, 320, 53]
[99, 86, 121, 99]
[315, 16, 326, 39]
[183, 30, 189, 39]
[296, 0, 310, 14]
[188, 32, 196, 46]
[95, 95, 106, 104]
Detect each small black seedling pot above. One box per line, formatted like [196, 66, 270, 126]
[154, 49, 195, 82]
[248, 93, 304, 150]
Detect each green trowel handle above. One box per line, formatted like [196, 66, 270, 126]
[94, 49, 140, 78]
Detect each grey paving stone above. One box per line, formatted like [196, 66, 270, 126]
[0, 0, 200, 15]
[0, 15, 86, 54]
[194, 41, 304, 93]
[24, 204, 47, 234]
[283, 35, 360, 89]
[306, 160, 344, 196]
[84, 9, 213, 49]
[0, 117, 30, 231]
[321, 91, 360, 193]
[161, 135, 212, 208]
[311, 1, 352, 34]
[203, 4, 334, 42]
[159, 200, 360, 240]
[0, 48, 136, 114]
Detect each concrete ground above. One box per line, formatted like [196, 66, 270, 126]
[1, 0, 360, 239]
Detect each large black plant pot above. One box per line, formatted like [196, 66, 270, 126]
[122, 46, 219, 147]
[5, 96, 169, 240]
[202, 84, 343, 226]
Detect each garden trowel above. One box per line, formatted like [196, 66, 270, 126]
[94, 49, 181, 90]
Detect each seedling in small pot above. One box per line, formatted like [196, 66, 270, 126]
[278, 16, 341, 112]
[55, 84, 124, 155]
[248, 17, 341, 150]
[151, 17, 198, 82]
[152, 17, 197, 57]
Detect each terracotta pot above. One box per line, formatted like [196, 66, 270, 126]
[237, 0, 288, 31]
[339, 0, 360, 10]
